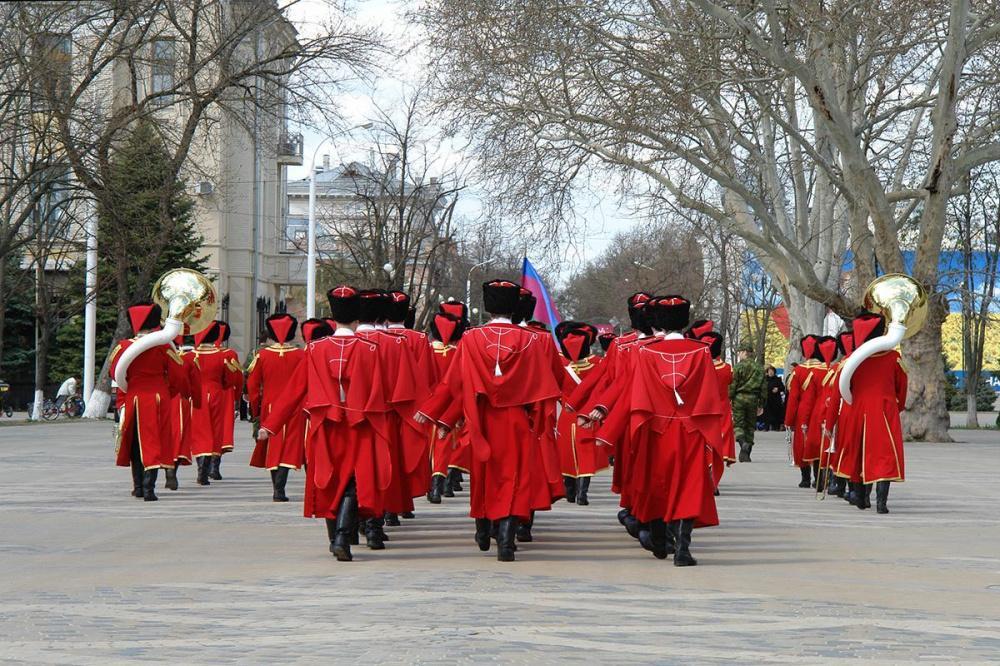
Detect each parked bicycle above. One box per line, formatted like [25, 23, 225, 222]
[27, 397, 82, 420]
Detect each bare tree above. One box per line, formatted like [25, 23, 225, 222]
[314, 90, 470, 326]
[947, 165, 1000, 427]
[558, 222, 705, 327]
[6, 1, 381, 416]
[418, 0, 1000, 440]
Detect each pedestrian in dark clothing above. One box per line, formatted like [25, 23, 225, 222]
[763, 366, 785, 431]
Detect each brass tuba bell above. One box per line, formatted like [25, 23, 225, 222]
[152, 268, 218, 335]
[862, 274, 928, 340]
[114, 269, 218, 391]
[838, 274, 927, 404]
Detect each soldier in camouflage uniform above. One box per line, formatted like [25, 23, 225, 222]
[730, 341, 766, 462]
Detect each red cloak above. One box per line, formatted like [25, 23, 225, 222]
[597, 337, 722, 527]
[420, 322, 565, 520]
[247, 343, 307, 470]
[833, 351, 907, 483]
[262, 334, 391, 519]
[110, 338, 188, 470]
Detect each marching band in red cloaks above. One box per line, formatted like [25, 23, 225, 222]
[189, 321, 244, 486]
[259, 287, 391, 562]
[554, 321, 606, 506]
[417, 280, 566, 561]
[831, 313, 908, 513]
[588, 296, 723, 566]
[246, 313, 306, 502]
[110, 302, 189, 501]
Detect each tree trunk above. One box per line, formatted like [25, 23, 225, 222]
[900, 297, 952, 441]
[31, 313, 50, 422]
[965, 391, 978, 429]
[784, 286, 826, 363]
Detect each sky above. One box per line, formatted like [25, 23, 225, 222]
[283, 0, 637, 282]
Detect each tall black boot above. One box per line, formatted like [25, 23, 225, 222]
[130, 458, 144, 498]
[385, 512, 400, 526]
[474, 518, 491, 551]
[209, 455, 222, 480]
[165, 463, 179, 491]
[497, 516, 518, 562]
[624, 513, 641, 539]
[443, 473, 455, 498]
[447, 468, 463, 492]
[577, 477, 591, 505]
[331, 482, 358, 561]
[365, 517, 386, 550]
[516, 511, 534, 543]
[673, 519, 697, 567]
[798, 465, 811, 488]
[272, 467, 290, 502]
[855, 482, 868, 510]
[563, 476, 577, 503]
[812, 461, 822, 489]
[427, 475, 444, 504]
[863, 483, 873, 509]
[142, 469, 159, 502]
[196, 456, 211, 485]
[875, 481, 890, 514]
[325, 519, 338, 555]
[639, 519, 671, 559]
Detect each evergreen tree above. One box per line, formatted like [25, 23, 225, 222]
[47, 121, 206, 381]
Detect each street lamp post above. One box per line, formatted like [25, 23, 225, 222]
[465, 259, 494, 311]
[305, 123, 372, 318]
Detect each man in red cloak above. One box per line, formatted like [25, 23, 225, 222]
[572, 294, 655, 539]
[695, 330, 734, 489]
[426, 311, 464, 504]
[247, 313, 306, 502]
[831, 313, 908, 514]
[354, 290, 422, 539]
[554, 320, 605, 505]
[416, 279, 566, 562]
[165, 334, 201, 491]
[819, 331, 855, 499]
[806, 336, 839, 490]
[258, 286, 390, 562]
[110, 302, 189, 501]
[591, 296, 724, 566]
[189, 322, 244, 486]
[437, 300, 472, 495]
[386, 291, 439, 515]
[212, 321, 243, 480]
[784, 334, 823, 488]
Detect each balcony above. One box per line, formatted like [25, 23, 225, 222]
[277, 132, 303, 165]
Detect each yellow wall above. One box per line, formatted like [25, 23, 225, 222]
[743, 310, 1000, 371]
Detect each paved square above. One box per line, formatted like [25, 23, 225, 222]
[1, 420, 998, 663]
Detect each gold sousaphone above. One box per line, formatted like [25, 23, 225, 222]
[114, 269, 218, 391]
[838, 274, 928, 404]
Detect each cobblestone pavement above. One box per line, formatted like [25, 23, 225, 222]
[1, 421, 999, 664]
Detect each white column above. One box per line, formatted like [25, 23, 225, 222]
[82, 210, 97, 406]
[306, 165, 317, 318]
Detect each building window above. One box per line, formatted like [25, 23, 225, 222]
[150, 39, 175, 105]
[31, 33, 71, 110]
